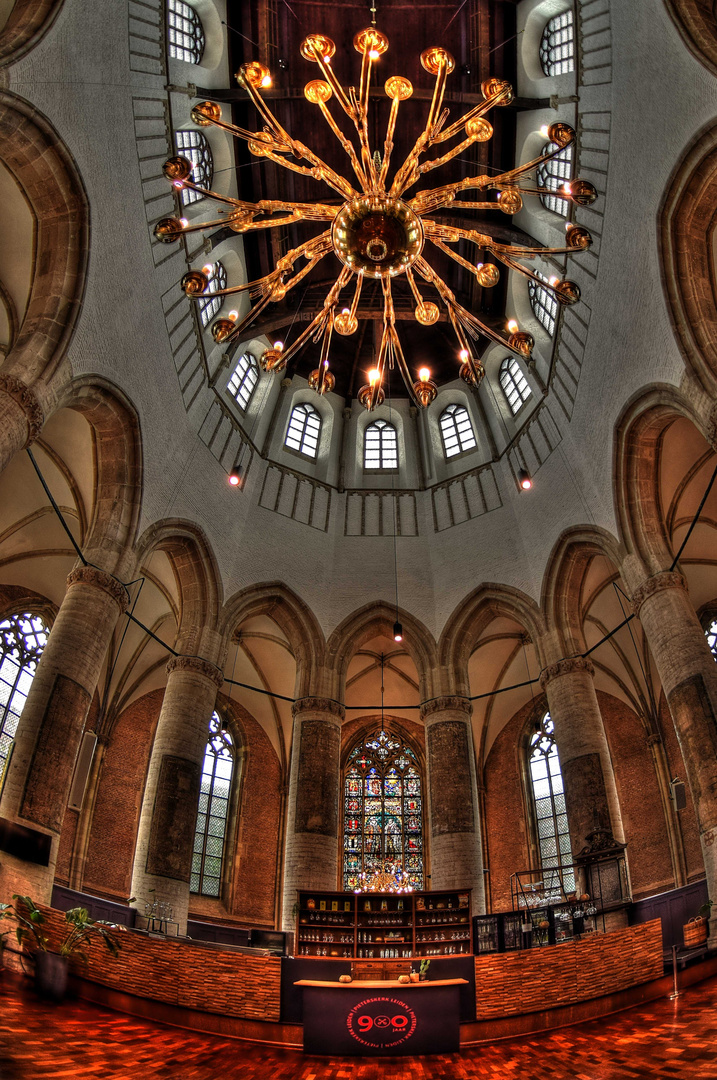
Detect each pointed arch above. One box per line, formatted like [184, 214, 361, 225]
[541, 526, 626, 655]
[53, 376, 142, 579]
[0, 1, 65, 66]
[660, 119, 717, 394]
[325, 601, 437, 702]
[613, 384, 711, 572]
[663, 1, 717, 78]
[135, 519, 223, 651]
[0, 91, 89, 384]
[219, 581, 325, 698]
[439, 583, 547, 697]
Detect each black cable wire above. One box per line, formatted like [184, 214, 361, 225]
[669, 458, 717, 571]
[26, 448, 87, 565]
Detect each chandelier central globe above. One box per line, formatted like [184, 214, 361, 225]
[332, 196, 424, 279]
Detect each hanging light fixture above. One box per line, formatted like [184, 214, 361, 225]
[156, 27, 595, 410]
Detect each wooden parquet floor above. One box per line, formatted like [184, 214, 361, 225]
[2, 974, 717, 1079]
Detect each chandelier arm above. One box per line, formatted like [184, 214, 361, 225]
[378, 95, 401, 190]
[484, 137, 576, 190]
[426, 234, 485, 281]
[171, 179, 250, 207]
[425, 58, 451, 141]
[308, 42, 356, 119]
[489, 248, 572, 306]
[219, 291, 276, 345]
[316, 310, 335, 393]
[279, 309, 333, 368]
[347, 272, 364, 321]
[431, 86, 511, 145]
[192, 113, 290, 154]
[389, 57, 453, 198]
[389, 132, 430, 198]
[239, 76, 295, 146]
[358, 41, 375, 118]
[404, 267, 424, 309]
[488, 239, 587, 259]
[358, 108, 379, 191]
[448, 199, 515, 210]
[417, 132, 485, 177]
[315, 98, 370, 191]
[288, 139, 359, 200]
[170, 215, 240, 236]
[389, 325, 423, 409]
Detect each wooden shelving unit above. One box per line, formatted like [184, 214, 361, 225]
[296, 889, 472, 959]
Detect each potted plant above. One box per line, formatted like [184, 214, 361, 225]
[419, 958, 431, 981]
[0, 895, 125, 1001]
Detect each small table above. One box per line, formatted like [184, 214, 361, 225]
[295, 978, 468, 1056]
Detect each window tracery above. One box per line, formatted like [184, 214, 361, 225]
[539, 11, 575, 77]
[227, 352, 259, 411]
[167, 0, 205, 65]
[364, 419, 398, 470]
[499, 357, 532, 415]
[0, 613, 49, 792]
[529, 270, 559, 336]
[285, 402, 321, 458]
[174, 130, 213, 205]
[439, 403, 477, 459]
[537, 142, 573, 217]
[343, 728, 424, 890]
[191, 711, 234, 897]
[528, 711, 575, 896]
[197, 261, 227, 327]
[705, 618, 717, 659]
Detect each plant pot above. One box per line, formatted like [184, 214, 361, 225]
[419, 973, 426, 981]
[409, 972, 420, 983]
[34, 951, 69, 1002]
[683, 917, 707, 948]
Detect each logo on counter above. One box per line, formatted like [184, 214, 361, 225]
[346, 996, 417, 1049]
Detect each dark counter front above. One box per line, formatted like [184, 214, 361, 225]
[296, 979, 466, 1056]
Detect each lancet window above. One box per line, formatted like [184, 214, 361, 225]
[0, 613, 49, 793]
[227, 353, 259, 410]
[191, 712, 234, 897]
[167, 0, 205, 65]
[499, 357, 531, 415]
[528, 711, 575, 897]
[539, 11, 575, 77]
[174, 130, 213, 205]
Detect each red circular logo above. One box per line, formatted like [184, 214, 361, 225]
[346, 997, 417, 1048]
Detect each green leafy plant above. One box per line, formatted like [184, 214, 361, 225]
[419, 958, 431, 976]
[698, 899, 713, 920]
[0, 896, 125, 964]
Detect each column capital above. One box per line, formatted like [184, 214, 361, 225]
[66, 565, 129, 613]
[0, 374, 44, 445]
[631, 571, 687, 614]
[646, 733, 662, 748]
[539, 656, 595, 689]
[292, 696, 345, 721]
[420, 695, 472, 721]
[166, 654, 224, 688]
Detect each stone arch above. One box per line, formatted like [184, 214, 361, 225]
[219, 581, 325, 699]
[613, 384, 710, 574]
[660, 120, 717, 394]
[439, 583, 547, 698]
[0, 0, 65, 67]
[541, 525, 626, 655]
[664, 0, 717, 77]
[0, 91, 89, 387]
[54, 376, 142, 579]
[325, 602, 438, 703]
[135, 519, 223, 657]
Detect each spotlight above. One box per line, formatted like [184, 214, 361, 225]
[228, 461, 242, 487]
[393, 620, 403, 642]
[517, 468, 533, 491]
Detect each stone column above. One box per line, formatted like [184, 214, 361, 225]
[0, 565, 129, 900]
[130, 654, 224, 936]
[0, 374, 44, 471]
[421, 697, 485, 912]
[632, 571, 717, 943]
[281, 696, 343, 930]
[539, 657, 625, 856]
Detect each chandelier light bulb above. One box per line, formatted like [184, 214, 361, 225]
[563, 182, 572, 195]
[518, 468, 533, 491]
[368, 368, 380, 387]
[549, 275, 559, 286]
[459, 348, 469, 362]
[393, 620, 403, 642]
[369, 48, 380, 60]
[507, 319, 518, 333]
[540, 124, 549, 137]
[273, 340, 284, 351]
[419, 367, 431, 382]
[228, 310, 238, 321]
[202, 263, 213, 275]
[260, 74, 272, 88]
[179, 218, 189, 228]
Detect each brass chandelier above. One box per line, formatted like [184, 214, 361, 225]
[355, 861, 413, 894]
[156, 27, 596, 410]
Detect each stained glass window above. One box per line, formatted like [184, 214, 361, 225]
[706, 619, 717, 659]
[539, 11, 575, 77]
[197, 261, 227, 327]
[0, 613, 49, 793]
[499, 357, 531, 415]
[537, 142, 573, 217]
[439, 403, 477, 458]
[227, 352, 259, 411]
[167, 0, 205, 65]
[343, 728, 424, 890]
[174, 130, 213, 205]
[529, 270, 559, 337]
[528, 712, 575, 897]
[191, 712, 234, 897]
[285, 402, 321, 458]
[364, 419, 398, 469]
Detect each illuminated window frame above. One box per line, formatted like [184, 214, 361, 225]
[439, 403, 477, 459]
[285, 402, 321, 459]
[0, 613, 49, 794]
[197, 262, 227, 327]
[364, 419, 398, 470]
[537, 142, 573, 217]
[528, 711, 575, 898]
[499, 357, 531, 415]
[529, 270, 559, 337]
[174, 129, 213, 205]
[539, 11, 575, 77]
[190, 712, 234, 898]
[227, 353, 259, 411]
[167, 0, 205, 65]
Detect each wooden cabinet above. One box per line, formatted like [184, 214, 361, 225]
[296, 888, 472, 959]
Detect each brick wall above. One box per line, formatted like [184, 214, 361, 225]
[656, 692, 704, 881]
[38, 906, 282, 1022]
[473, 920, 663, 1020]
[483, 701, 532, 910]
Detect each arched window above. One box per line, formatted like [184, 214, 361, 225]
[0, 613, 49, 791]
[197, 261, 227, 327]
[174, 130, 213, 205]
[364, 419, 398, 470]
[227, 352, 259, 411]
[285, 402, 321, 458]
[343, 728, 424, 890]
[439, 403, 477, 459]
[537, 142, 573, 216]
[539, 10, 575, 77]
[167, 0, 205, 64]
[191, 712, 234, 898]
[528, 711, 575, 895]
[705, 618, 717, 659]
[499, 357, 532, 415]
[529, 270, 559, 337]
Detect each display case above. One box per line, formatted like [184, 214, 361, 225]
[296, 889, 472, 959]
